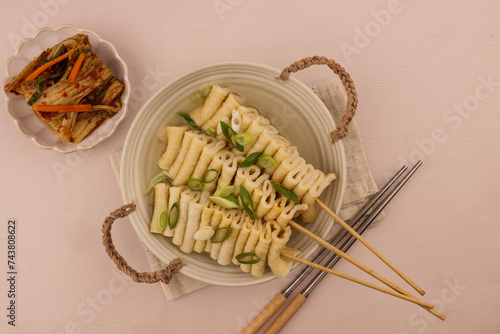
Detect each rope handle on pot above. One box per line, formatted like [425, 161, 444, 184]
[102, 203, 184, 284]
[280, 56, 358, 143]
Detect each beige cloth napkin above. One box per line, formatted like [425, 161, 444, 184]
[109, 79, 382, 300]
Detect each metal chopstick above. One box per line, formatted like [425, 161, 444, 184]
[263, 161, 422, 334]
[241, 164, 411, 334]
[302, 160, 422, 296]
[281, 164, 408, 298]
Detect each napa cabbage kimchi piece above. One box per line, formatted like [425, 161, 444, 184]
[5, 34, 124, 143]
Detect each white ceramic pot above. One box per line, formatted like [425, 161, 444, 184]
[121, 61, 346, 286]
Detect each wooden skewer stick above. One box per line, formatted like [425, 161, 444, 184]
[288, 221, 421, 301]
[280, 253, 433, 309]
[315, 198, 426, 296]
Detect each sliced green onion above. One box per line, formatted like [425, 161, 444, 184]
[28, 77, 52, 106]
[225, 195, 239, 206]
[270, 181, 300, 204]
[220, 121, 244, 152]
[188, 170, 219, 190]
[190, 90, 204, 106]
[209, 196, 239, 209]
[235, 132, 253, 146]
[239, 152, 263, 168]
[214, 186, 235, 198]
[157, 207, 168, 233]
[202, 169, 219, 183]
[210, 227, 233, 243]
[93, 76, 113, 100]
[145, 171, 168, 195]
[178, 112, 201, 130]
[205, 126, 216, 135]
[28, 81, 42, 106]
[187, 179, 204, 191]
[257, 154, 277, 169]
[167, 202, 180, 230]
[235, 252, 260, 264]
[29, 70, 68, 106]
[239, 185, 255, 219]
[200, 85, 212, 97]
[193, 226, 215, 241]
[52, 44, 67, 59]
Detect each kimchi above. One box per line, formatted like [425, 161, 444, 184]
[4, 34, 124, 144]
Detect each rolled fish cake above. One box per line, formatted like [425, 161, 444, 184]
[149, 183, 169, 234]
[179, 191, 210, 253]
[218, 213, 246, 265]
[250, 221, 278, 277]
[251, 177, 272, 211]
[282, 160, 311, 190]
[232, 215, 253, 265]
[264, 196, 289, 222]
[172, 134, 214, 186]
[243, 170, 269, 198]
[267, 225, 300, 277]
[236, 105, 259, 127]
[234, 107, 260, 135]
[264, 195, 308, 229]
[210, 209, 242, 261]
[247, 125, 279, 155]
[233, 115, 271, 156]
[262, 135, 289, 158]
[300, 171, 337, 223]
[265, 145, 298, 176]
[276, 201, 308, 229]
[204, 150, 234, 192]
[190, 139, 226, 181]
[202, 93, 245, 131]
[167, 131, 197, 178]
[157, 126, 188, 170]
[254, 180, 277, 218]
[218, 155, 245, 189]
[240, 219, 263, 273]
[290, 164, 316, 201]
[233, 164, 261, 197]
[162, 186, 184, 237]
[204, 206, 226, 253]
[193, 201, 216, 253]
[190, 84, 230, 125]
[172, 189, 200, 246]
[272, 150, 304, 184]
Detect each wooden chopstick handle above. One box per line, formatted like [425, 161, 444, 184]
[263, 293, 307, 334]
[241, 293, 287, 334]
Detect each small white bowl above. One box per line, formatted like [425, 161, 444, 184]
[120, 61, 347, 286]
[2, 24, 130, 153]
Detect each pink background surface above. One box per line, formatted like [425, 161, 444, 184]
[1, 1, 499, 333]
